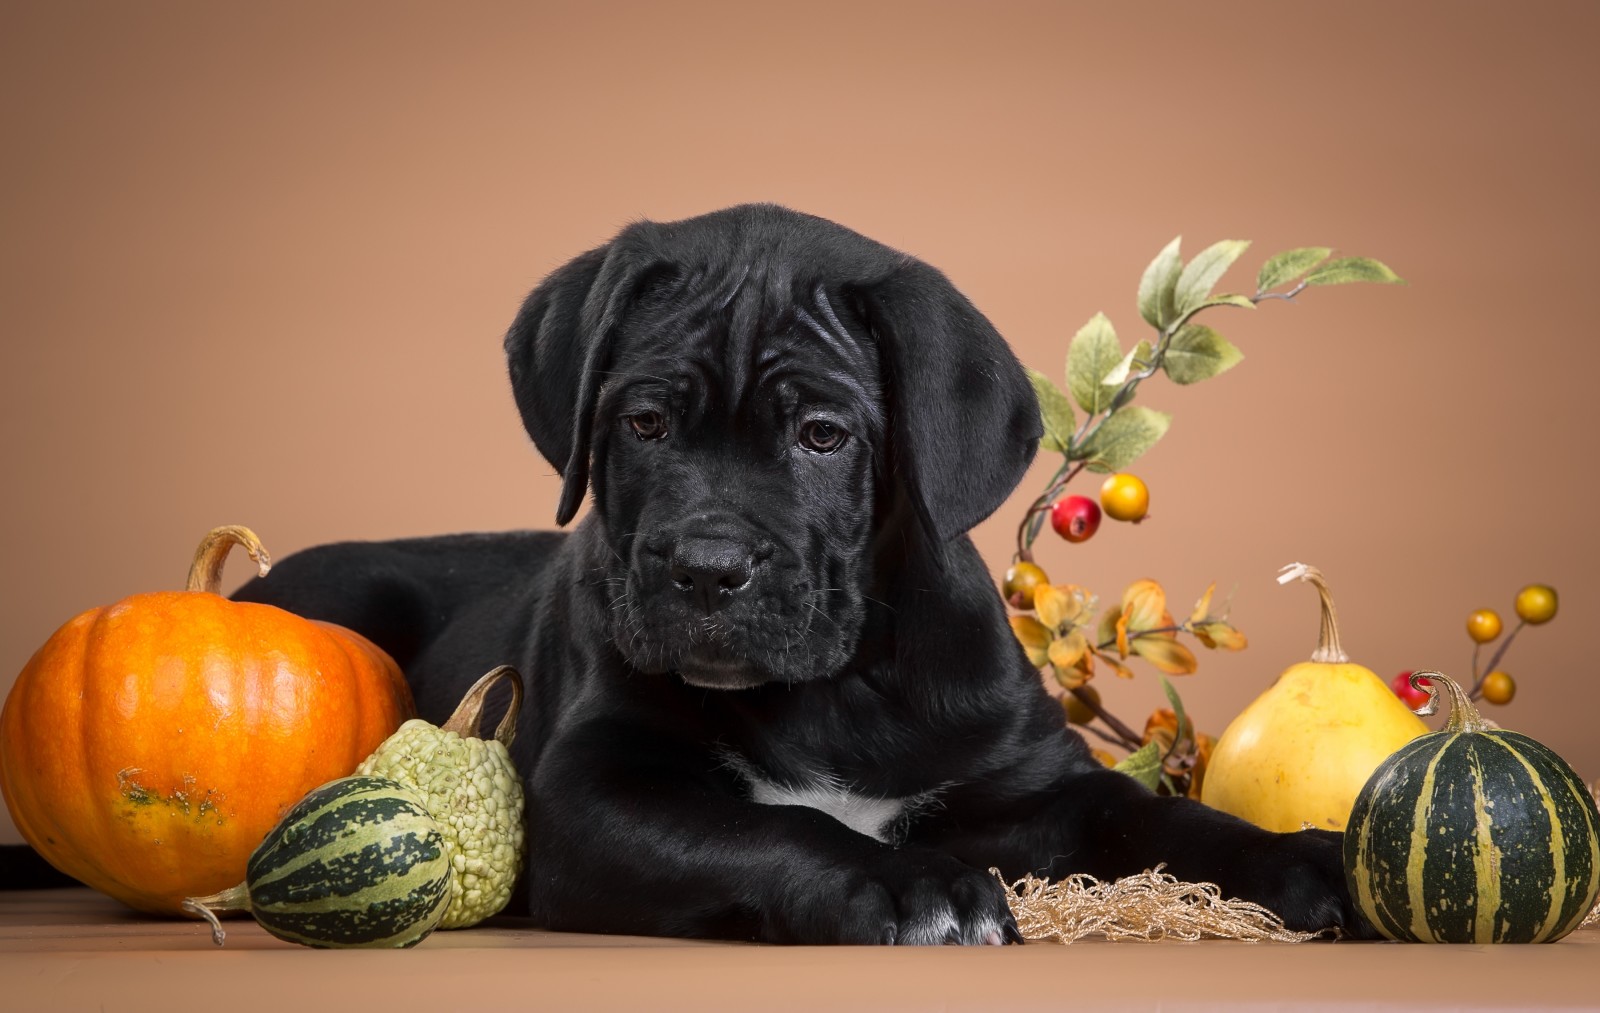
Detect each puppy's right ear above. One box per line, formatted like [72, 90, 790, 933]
[504, 239, 664, 526]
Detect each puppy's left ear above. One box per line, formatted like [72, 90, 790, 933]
[504, 235, 669, 525]
[851, 260, 1042, 543]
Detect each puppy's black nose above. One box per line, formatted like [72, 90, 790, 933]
[669, 537, 753, 613]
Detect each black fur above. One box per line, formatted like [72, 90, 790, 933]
[231, 204, 1371, 944]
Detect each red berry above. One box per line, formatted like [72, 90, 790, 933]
[1390, 671, 1432, 711]
[1050, 496, 1102, 543]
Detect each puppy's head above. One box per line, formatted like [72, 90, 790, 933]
[505, 204, 1040, 689]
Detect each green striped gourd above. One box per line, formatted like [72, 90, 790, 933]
[182, 775, 451, 948]
[1344, 672, 1600, 943]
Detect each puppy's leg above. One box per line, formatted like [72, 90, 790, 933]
[530, 718, 1020, 945]
[929, 765, 1376, 938]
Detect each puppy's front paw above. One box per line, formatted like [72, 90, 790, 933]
[833, 849, 1019, 945]
[1255, 828, 1379, 939]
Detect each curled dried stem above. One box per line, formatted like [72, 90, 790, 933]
[186, 526, 271, 594]
[1277, 562, 1349, 664]
[440, 665, 524, 747]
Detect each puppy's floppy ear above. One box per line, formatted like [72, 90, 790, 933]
[504, 238, 667, 525]
[851, 260, 1042, 544]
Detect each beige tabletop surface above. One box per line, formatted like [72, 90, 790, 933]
[1, 887, 1595, 1013]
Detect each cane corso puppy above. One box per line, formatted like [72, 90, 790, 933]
[235, 204, 1367, 944]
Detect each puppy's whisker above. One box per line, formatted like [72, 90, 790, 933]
[805, 602, 837, 628]
[860, 594, 896, 613]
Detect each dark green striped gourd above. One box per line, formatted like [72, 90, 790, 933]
[1344, 672, 1600, 943]
[183, 775, 451, 948]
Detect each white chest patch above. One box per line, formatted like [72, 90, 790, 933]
[725, 755, 923, 844]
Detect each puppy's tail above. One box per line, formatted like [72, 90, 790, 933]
[0, 844, 81, 890]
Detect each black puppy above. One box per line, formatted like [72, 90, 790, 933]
[236, 204, 1366, 944]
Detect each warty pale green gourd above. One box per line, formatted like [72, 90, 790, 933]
[357, 665, 527, 929]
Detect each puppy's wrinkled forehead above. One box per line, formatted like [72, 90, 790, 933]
[607, 265, 884, 428]
[507, 202, 1041, 536]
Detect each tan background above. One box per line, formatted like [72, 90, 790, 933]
[3, 1, 1597, 848]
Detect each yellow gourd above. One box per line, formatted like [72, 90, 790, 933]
[1201, 563, 1427, 832]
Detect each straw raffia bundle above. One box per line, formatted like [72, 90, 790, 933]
[998, 865, 1326, 944]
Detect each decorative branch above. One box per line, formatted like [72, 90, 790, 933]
[1007, 239, 1401, 786]
[1069, 686, 1143, 749]
[1470, 619, 1526, 700]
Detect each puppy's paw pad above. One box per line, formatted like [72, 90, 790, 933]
[863, 850, 1020, 946]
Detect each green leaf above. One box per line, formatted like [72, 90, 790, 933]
[1026, 367, 1077, 454]
[1162, 325, 1244, 385]
[1256, 247, 1332, 293]
[1101, 340, 1153, 388]
[1137, 237, 1183, 330]
[1114, 740, 1162, 790]
[1160, 676, 1192, 745]
[1076, 405, 1171, 473]
[1174, 240, 1251, 317]
[1303, 256, 1404, 286]
[1066, 313, 1122, 416]
[1200, 294, 1256, 311]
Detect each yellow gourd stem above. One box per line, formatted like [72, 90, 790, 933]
[186, 526, 272, 594]
[182, 883, 252, 946]
[1277, 562, 1349, 663]
[1409, 671, 1492, 734]
[440, 666, 524, 748]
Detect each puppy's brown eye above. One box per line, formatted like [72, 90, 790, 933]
[798, 420, 847, 454]
[628, 412, 668, 440]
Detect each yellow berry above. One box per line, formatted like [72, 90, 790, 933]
[1466, 608, 1502, 644]
[1064, 685, 1100, 726]
[1514, 584, 1558, 625]
[1100, 473, 1150, 523]
[1481, 670, 1516, 705]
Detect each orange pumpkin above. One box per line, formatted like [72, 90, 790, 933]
[0, 525, 415, 914]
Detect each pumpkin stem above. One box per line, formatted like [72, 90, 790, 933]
[1409, 671, 1491, 733]
[441, 665, 524, 748]
[1277, 562, 1349, 664]
[182, 883, 252, 947]
[186, 526, 272, 594]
